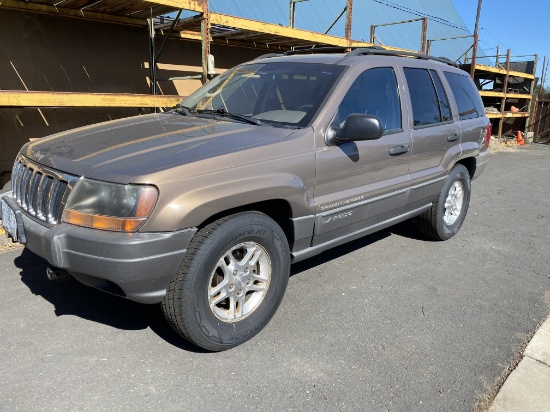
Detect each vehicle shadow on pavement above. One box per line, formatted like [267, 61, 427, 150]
[387, 218, 433, 241]
[291, 230, 390, 277]
[13, 248, 208, 353]
[290, 219, 428, 277]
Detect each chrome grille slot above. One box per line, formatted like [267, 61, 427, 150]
[37, 176, 54, 220]
[49, 181, 68, 224]
[21, 167, 33, 209]
[10, 156, 79, 226]
[28, 172, 43, 215]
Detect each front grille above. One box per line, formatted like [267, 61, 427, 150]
[12, 156, 79, 226]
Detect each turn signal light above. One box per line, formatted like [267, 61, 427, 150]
[63, 210, 146, 232]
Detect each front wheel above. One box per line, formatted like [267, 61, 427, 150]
[416, 164, 471, 241]
[161, 212, 290, 351]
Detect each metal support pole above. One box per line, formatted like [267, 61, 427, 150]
[201, 2, 211, 84]
[540, 56, 548, 94]
[526, 54, 538, 133]
[147, 18, 156, 97]
[290, 0, 308, 28]
[345, 0, 353, 48]
[470, 0, 483, 78]
[535, 56, 546, 139]
[370, 25, 375, 44]
[421, 17, 427, 54]
[498, 49, 511, 140]
[324, 6, 347, 35]
[495, 45, 500, 68]
[155, 9, 182, 63]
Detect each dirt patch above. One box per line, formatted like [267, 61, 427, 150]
[0, 228, 23, 253]
[0, 239, 24, 253]
[488, 139, 520, 153]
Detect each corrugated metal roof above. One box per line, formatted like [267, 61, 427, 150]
[180, 0, 487, 63]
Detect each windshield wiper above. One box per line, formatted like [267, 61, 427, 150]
[196, 108, 262, 126]
[175, 104, 194, 116]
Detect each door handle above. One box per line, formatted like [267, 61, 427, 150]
[447, 133, 460, 142]
[389, 144, 409, 156]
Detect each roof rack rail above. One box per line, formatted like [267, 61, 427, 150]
[254, 47, 347, 60]
[252, 46, 457, 68]
[254, 53, 284, 60]
[346, 46, 458, 67]
[285, 46, 349, 55]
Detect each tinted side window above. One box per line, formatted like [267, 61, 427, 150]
[430, 69, 452, 122]
[444, 71, 484, 120]
[337, 67, 401, 132]
[404, 68, 441, 127]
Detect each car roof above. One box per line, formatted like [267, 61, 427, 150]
[251, 47, 459, 69]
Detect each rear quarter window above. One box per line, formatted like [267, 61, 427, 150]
[444, 72, 484, 120]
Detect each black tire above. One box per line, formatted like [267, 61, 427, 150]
[416, 164, 471, 241]
[161, 211, 290, 351]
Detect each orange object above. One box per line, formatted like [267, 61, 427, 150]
[517, 130, 525, 146]
[511, 106, 519, 113]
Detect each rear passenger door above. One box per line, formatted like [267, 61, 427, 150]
[442, 71, 488, 157]
[401, 65, 461, 210]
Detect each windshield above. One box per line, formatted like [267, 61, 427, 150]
[181, 62, 345, 128]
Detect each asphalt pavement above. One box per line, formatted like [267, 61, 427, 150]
[1, 144, 549, 411]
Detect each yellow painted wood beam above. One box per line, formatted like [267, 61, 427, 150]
[143, 0, 204, 12]
[0, 0, 146, 26]
[0, 91, 182, 108]
[166, 30, 203, 42]
[486, 112, 530, 119]
[210, 13, 352, 47]
[471, 64, 535, 80]
[0, 0, 204, 23]
[209, 14, 411, 52]
[480, 91, 532, 100]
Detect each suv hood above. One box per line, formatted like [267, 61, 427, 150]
[22, 113, 293, 184]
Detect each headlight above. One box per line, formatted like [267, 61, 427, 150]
[62, 179, 158, 232]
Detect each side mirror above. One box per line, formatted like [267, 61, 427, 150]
[326, 114, 384, 145]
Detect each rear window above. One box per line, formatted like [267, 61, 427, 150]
[444, 72, 484, 120]
[404, 68, 447, 127]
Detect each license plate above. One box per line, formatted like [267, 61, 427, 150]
[1, 198, 18, 242]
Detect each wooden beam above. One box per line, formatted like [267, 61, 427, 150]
[0, 0, 146, 26]
[470, 64, 535, 80]
[0, 91, 182, 108]
[157, 15, 202, 30]
[210, 13, 350, 47]
[143, 0, 204, 12]
[162, 30, 202, 42]
[487, 112, 529, 119]
[479, 91, 533, 100]
[1, 0, 205, 24]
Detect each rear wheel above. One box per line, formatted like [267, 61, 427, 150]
[416, 164, 471, 241]
[161, 211, 290, 351]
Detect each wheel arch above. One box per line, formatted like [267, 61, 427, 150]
[455, 157, 476, 180]
[197, 199, 296, 249]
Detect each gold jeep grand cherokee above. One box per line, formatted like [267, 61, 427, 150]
[1, 47, 490, 351]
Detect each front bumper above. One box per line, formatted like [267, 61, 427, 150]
[2, 194, 196, 304]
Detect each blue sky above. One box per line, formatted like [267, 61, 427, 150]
[451, 0, 548, 87]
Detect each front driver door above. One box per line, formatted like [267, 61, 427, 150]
[313, 66, 412, 246]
